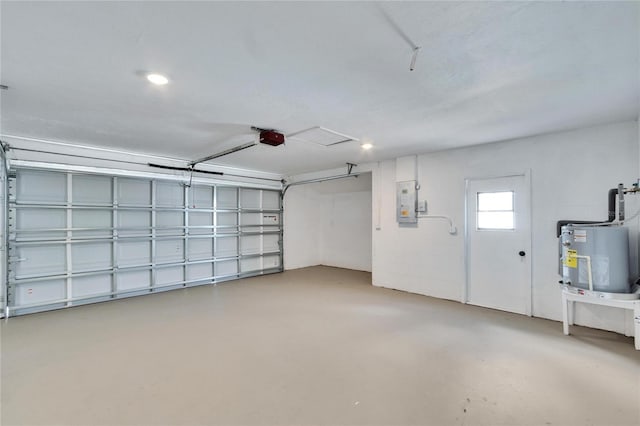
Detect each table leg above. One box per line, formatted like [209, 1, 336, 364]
[624, 310, 633, 337]
[634, 304, 640, 350]
[568, 300, 575, 326]
[562, 292, 570, 335]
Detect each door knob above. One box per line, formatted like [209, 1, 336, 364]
[518, 251, 526, 257]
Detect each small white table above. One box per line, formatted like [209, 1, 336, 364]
[561, 287, 640, 350]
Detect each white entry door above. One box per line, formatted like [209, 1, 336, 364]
[466, 174, 531, 315]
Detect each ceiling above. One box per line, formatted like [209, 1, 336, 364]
[1, 1, 638, 176]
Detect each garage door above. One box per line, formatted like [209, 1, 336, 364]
[6, 168, 282, 315]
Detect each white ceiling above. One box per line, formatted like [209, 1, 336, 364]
[1, 1, 638, 176]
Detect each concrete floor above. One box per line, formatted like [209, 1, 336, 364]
[1, 266, 638, 426]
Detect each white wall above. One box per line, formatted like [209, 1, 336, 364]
[284, 174, 372, 272]
[372, 121, 639, 334]
[283, 185, 323, 270]
[318, 187, 372, 272]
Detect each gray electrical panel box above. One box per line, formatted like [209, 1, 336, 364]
[396, 181, 417, 223]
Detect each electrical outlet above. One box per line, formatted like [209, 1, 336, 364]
[417, 200, 427, 213]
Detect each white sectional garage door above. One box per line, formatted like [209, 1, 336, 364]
[7, 168, 282, 315]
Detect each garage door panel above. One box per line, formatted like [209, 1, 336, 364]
[217, 187, 237, 208]
[118, 211, 150, 236]
[188, 238, 213, 260]
[73, 175, 112, 204]
[216, 260, 238, 276]
[72, 210, 112, 238]
[118, 179, 151, 205]
[187, 263, 212, 282]
[156, 182, 184, 207]
[217, 212, 237, 232]
[16, 209, 66, 242]
[262, 191, 280, 210]
[15, 245, 66, 277]
[17, 170, 66, 203]
[216, 237, 238, 257]
[117, 241, 150, 266]
[73, 209, 111, 228]
[72, 243, 112, 271]
[189, 212, 212, 234]
[191, 186, 212, 208]
[241, 189, 261, 209]
[262, 213, 279, 226]
[157, 211, 183, 235]
[263, 234, 280, 253]
[156, 266, 183, 286]
[240, 257, 261, 273]
[157, 239, 184, 263]
[72, 275, 111, 298]
[17, 208, 66, 231]
[15, 279, 66, 306]
[240, 235, 261, 255]
[262, 255, 280, 270]
[117, 270, 150, 291]
[241, 212, 261, 226]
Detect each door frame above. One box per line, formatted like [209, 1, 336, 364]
[463, 170, 533, 316]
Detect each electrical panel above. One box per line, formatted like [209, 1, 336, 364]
[396, 181, 417, 223]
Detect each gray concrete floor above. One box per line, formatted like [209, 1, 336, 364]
[1, 266, 639, 425]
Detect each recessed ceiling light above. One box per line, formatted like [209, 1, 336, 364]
[146, 73, 169, 85]
[361, 142, 373, 150]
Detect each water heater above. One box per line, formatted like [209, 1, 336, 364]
[560, 224, 630, 293]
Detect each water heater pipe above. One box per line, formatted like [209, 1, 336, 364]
[608, 188, 618, 222]
[556, 183, 639, 237]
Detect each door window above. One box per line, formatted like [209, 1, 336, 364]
[477, 191, 514, 230]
